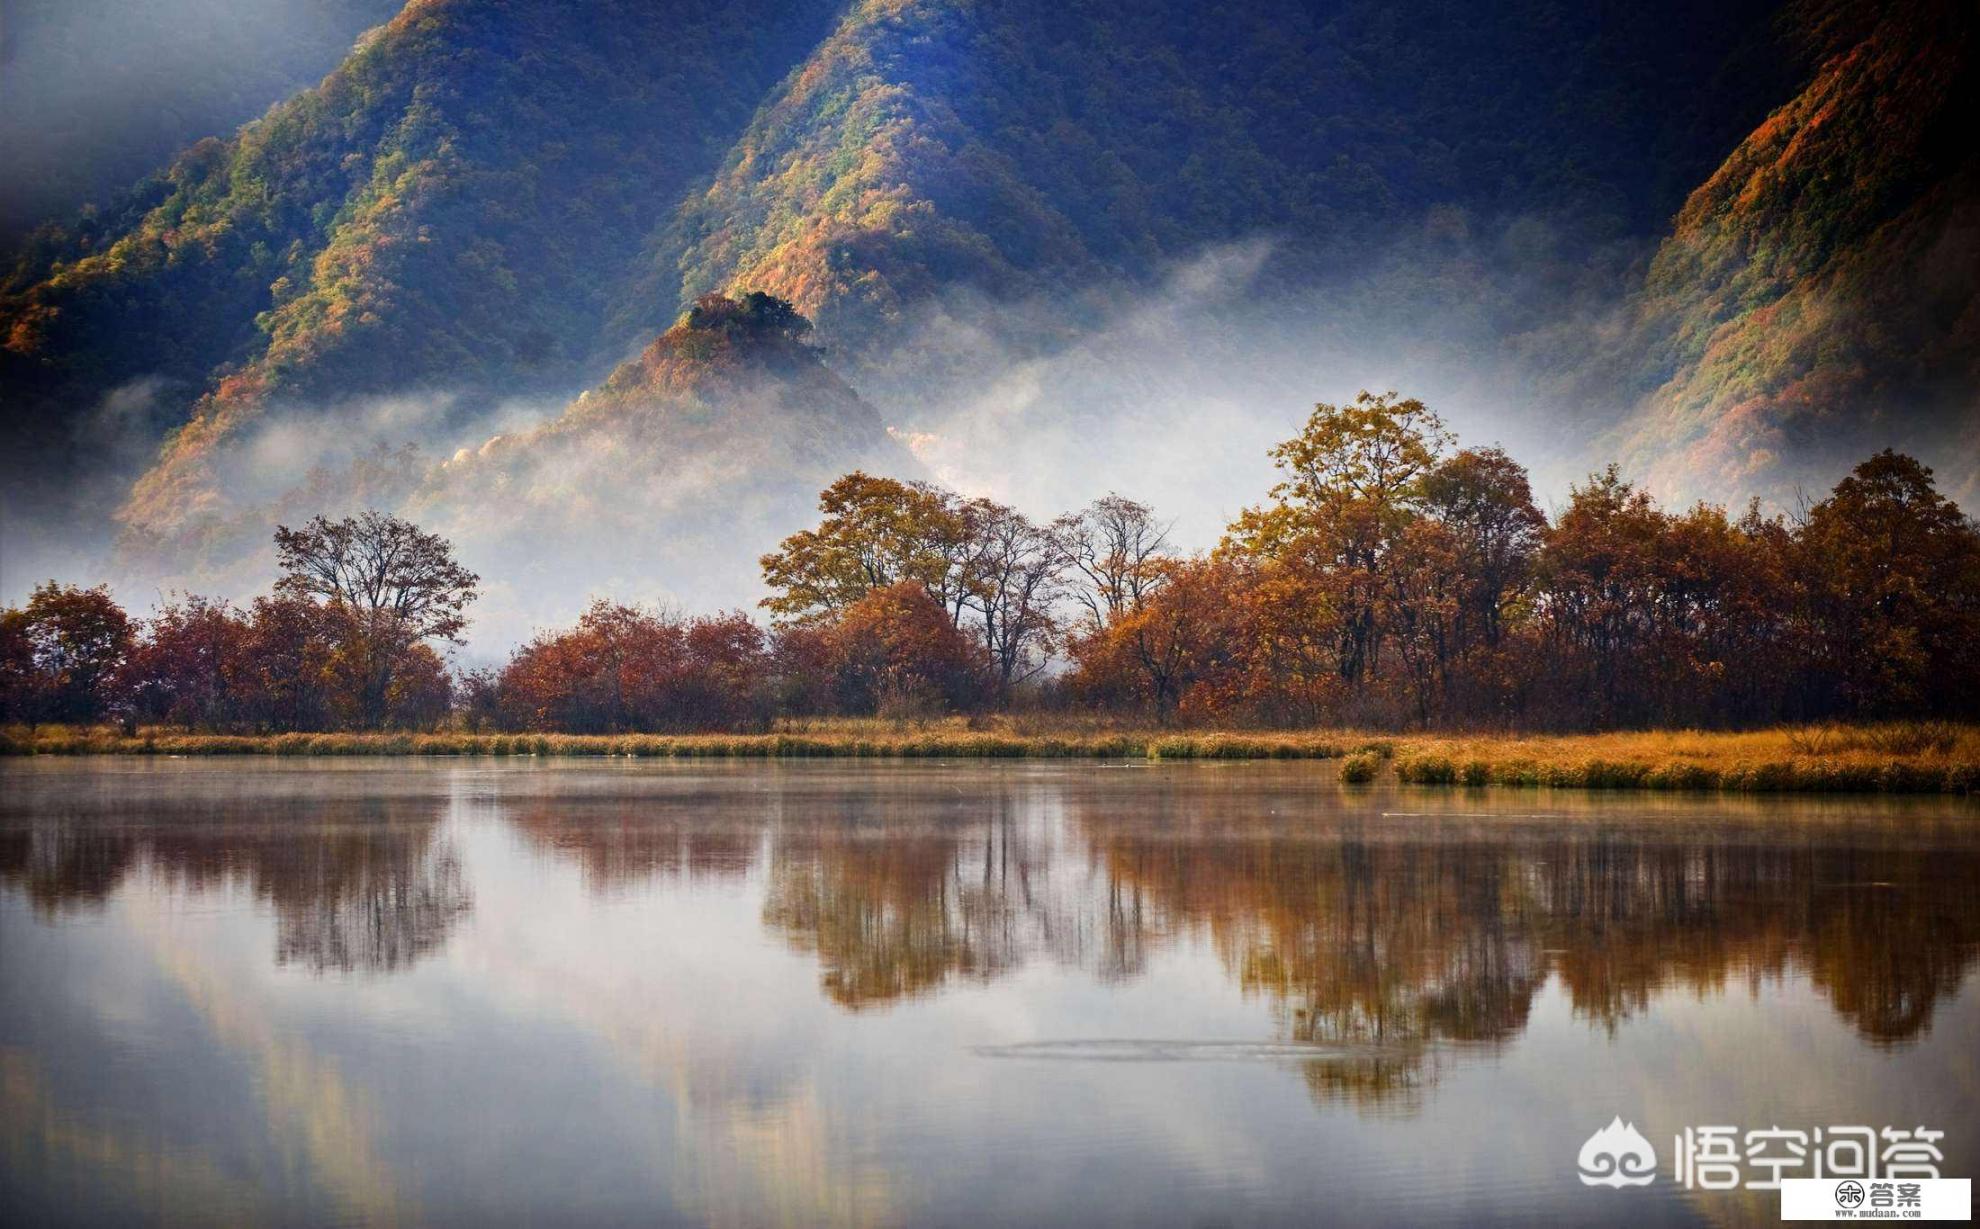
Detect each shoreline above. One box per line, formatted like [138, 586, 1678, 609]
[4, 723, 1976, 795]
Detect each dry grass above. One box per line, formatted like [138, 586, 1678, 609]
[2, 719, 1975, 794]
[1389, 722, 1980, 794]
[0, 719, 1372, 763]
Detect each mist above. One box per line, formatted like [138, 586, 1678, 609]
[863, 211, 1658, 551]
[2, 205, 1677, 660]
[7, 190, 1932, 665]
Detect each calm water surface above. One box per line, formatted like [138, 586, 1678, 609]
[2, 759, 1977, 1227]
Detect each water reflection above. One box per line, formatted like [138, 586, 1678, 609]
[510, 798, 761, 889]
[10, 768, 1976, 1053]
[498, 770, 1980, 1056]
[0, 794, 470, 973]
[762, 799, 1055, 1010]
[3, 762, 1976, 1227]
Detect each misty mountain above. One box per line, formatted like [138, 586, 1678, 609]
[410, 292, 909, 638]
[1, 0, 1974, 624]
[647, 0, 1791, 385]
[2, 0, 844, 542]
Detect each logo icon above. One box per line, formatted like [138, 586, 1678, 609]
[1578, 1116, 1659, 1188]
[1835, 1180, 1866, 1208]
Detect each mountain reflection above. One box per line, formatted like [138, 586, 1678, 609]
[0, 798, 470, 973]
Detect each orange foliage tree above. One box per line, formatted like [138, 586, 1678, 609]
[815, 582, 991, 717]
[497, 601, 770, 733]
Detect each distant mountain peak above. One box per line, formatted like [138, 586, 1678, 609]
[593, 292, 824, 402]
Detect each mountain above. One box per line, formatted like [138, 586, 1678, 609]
[646, 0, 1791, 388]
[409, 292, 909, 636]
[1, 0, 843, 538]
[1604, 0, 1980, 505]
[3, 0, 1973, 614]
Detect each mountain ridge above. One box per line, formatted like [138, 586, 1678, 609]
[2, 0, 1973, 604]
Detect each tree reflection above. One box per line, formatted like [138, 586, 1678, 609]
[504, 779, 1135, 1011]
[752, 784, 1148, 1010]
[0, 799, 469, 973]
[736, 786, 1980, 1106]
[1080, 804, 1980, 1074]
[511, 801, 760, 888]
[761, 796, 1042, 1010]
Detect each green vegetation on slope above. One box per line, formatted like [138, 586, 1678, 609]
[0, 0, 403, 239]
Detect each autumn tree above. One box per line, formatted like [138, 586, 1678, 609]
[1658, 501, 1799, 724]
[1226, 390, 1452, 697]
[2, 582, 134, 725]
[1534, 467, 1671, 725]
[1795, 451, 1980, 717]
[0, 607, 33, 724]
[496, 602, 769, 733]
[237, 593, 336, 732]
[273, 511, 477, 729]
[760, 473, 973, 624]
[961, 498, 1061, 689]
[1069, 557, 1248, 721]
[819, 582, 990, 717]
[1421, 448, 1545, 652]
[1532, 470, 1805, 727]
[123, 595, 252, 730]
[373, 644, 454, 730]
[766, 473, 1069, 693]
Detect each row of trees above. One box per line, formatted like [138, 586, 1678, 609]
[1, 512, 472, 731]
[1061, 398, 1980, 727]
[6, 391, 1977, 732]
[739, 393, 1980, 728]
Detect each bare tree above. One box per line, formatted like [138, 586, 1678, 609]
[273, 511, 478, 728]
[961, 499, 1062, 689]
[1052, 494, 1172, 633]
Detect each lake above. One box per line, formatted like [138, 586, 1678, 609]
[2, 759, 1976, 1227]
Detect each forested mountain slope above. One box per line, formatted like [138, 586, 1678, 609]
[3, 0, 1973, 604]
[1, 0, 843, 540]
[1604, 0, 1979, 505]
[646, 0, 1790, 381]
[410, 293, 908, 635]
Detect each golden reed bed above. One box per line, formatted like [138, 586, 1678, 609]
[4, 720, 1977, 794]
